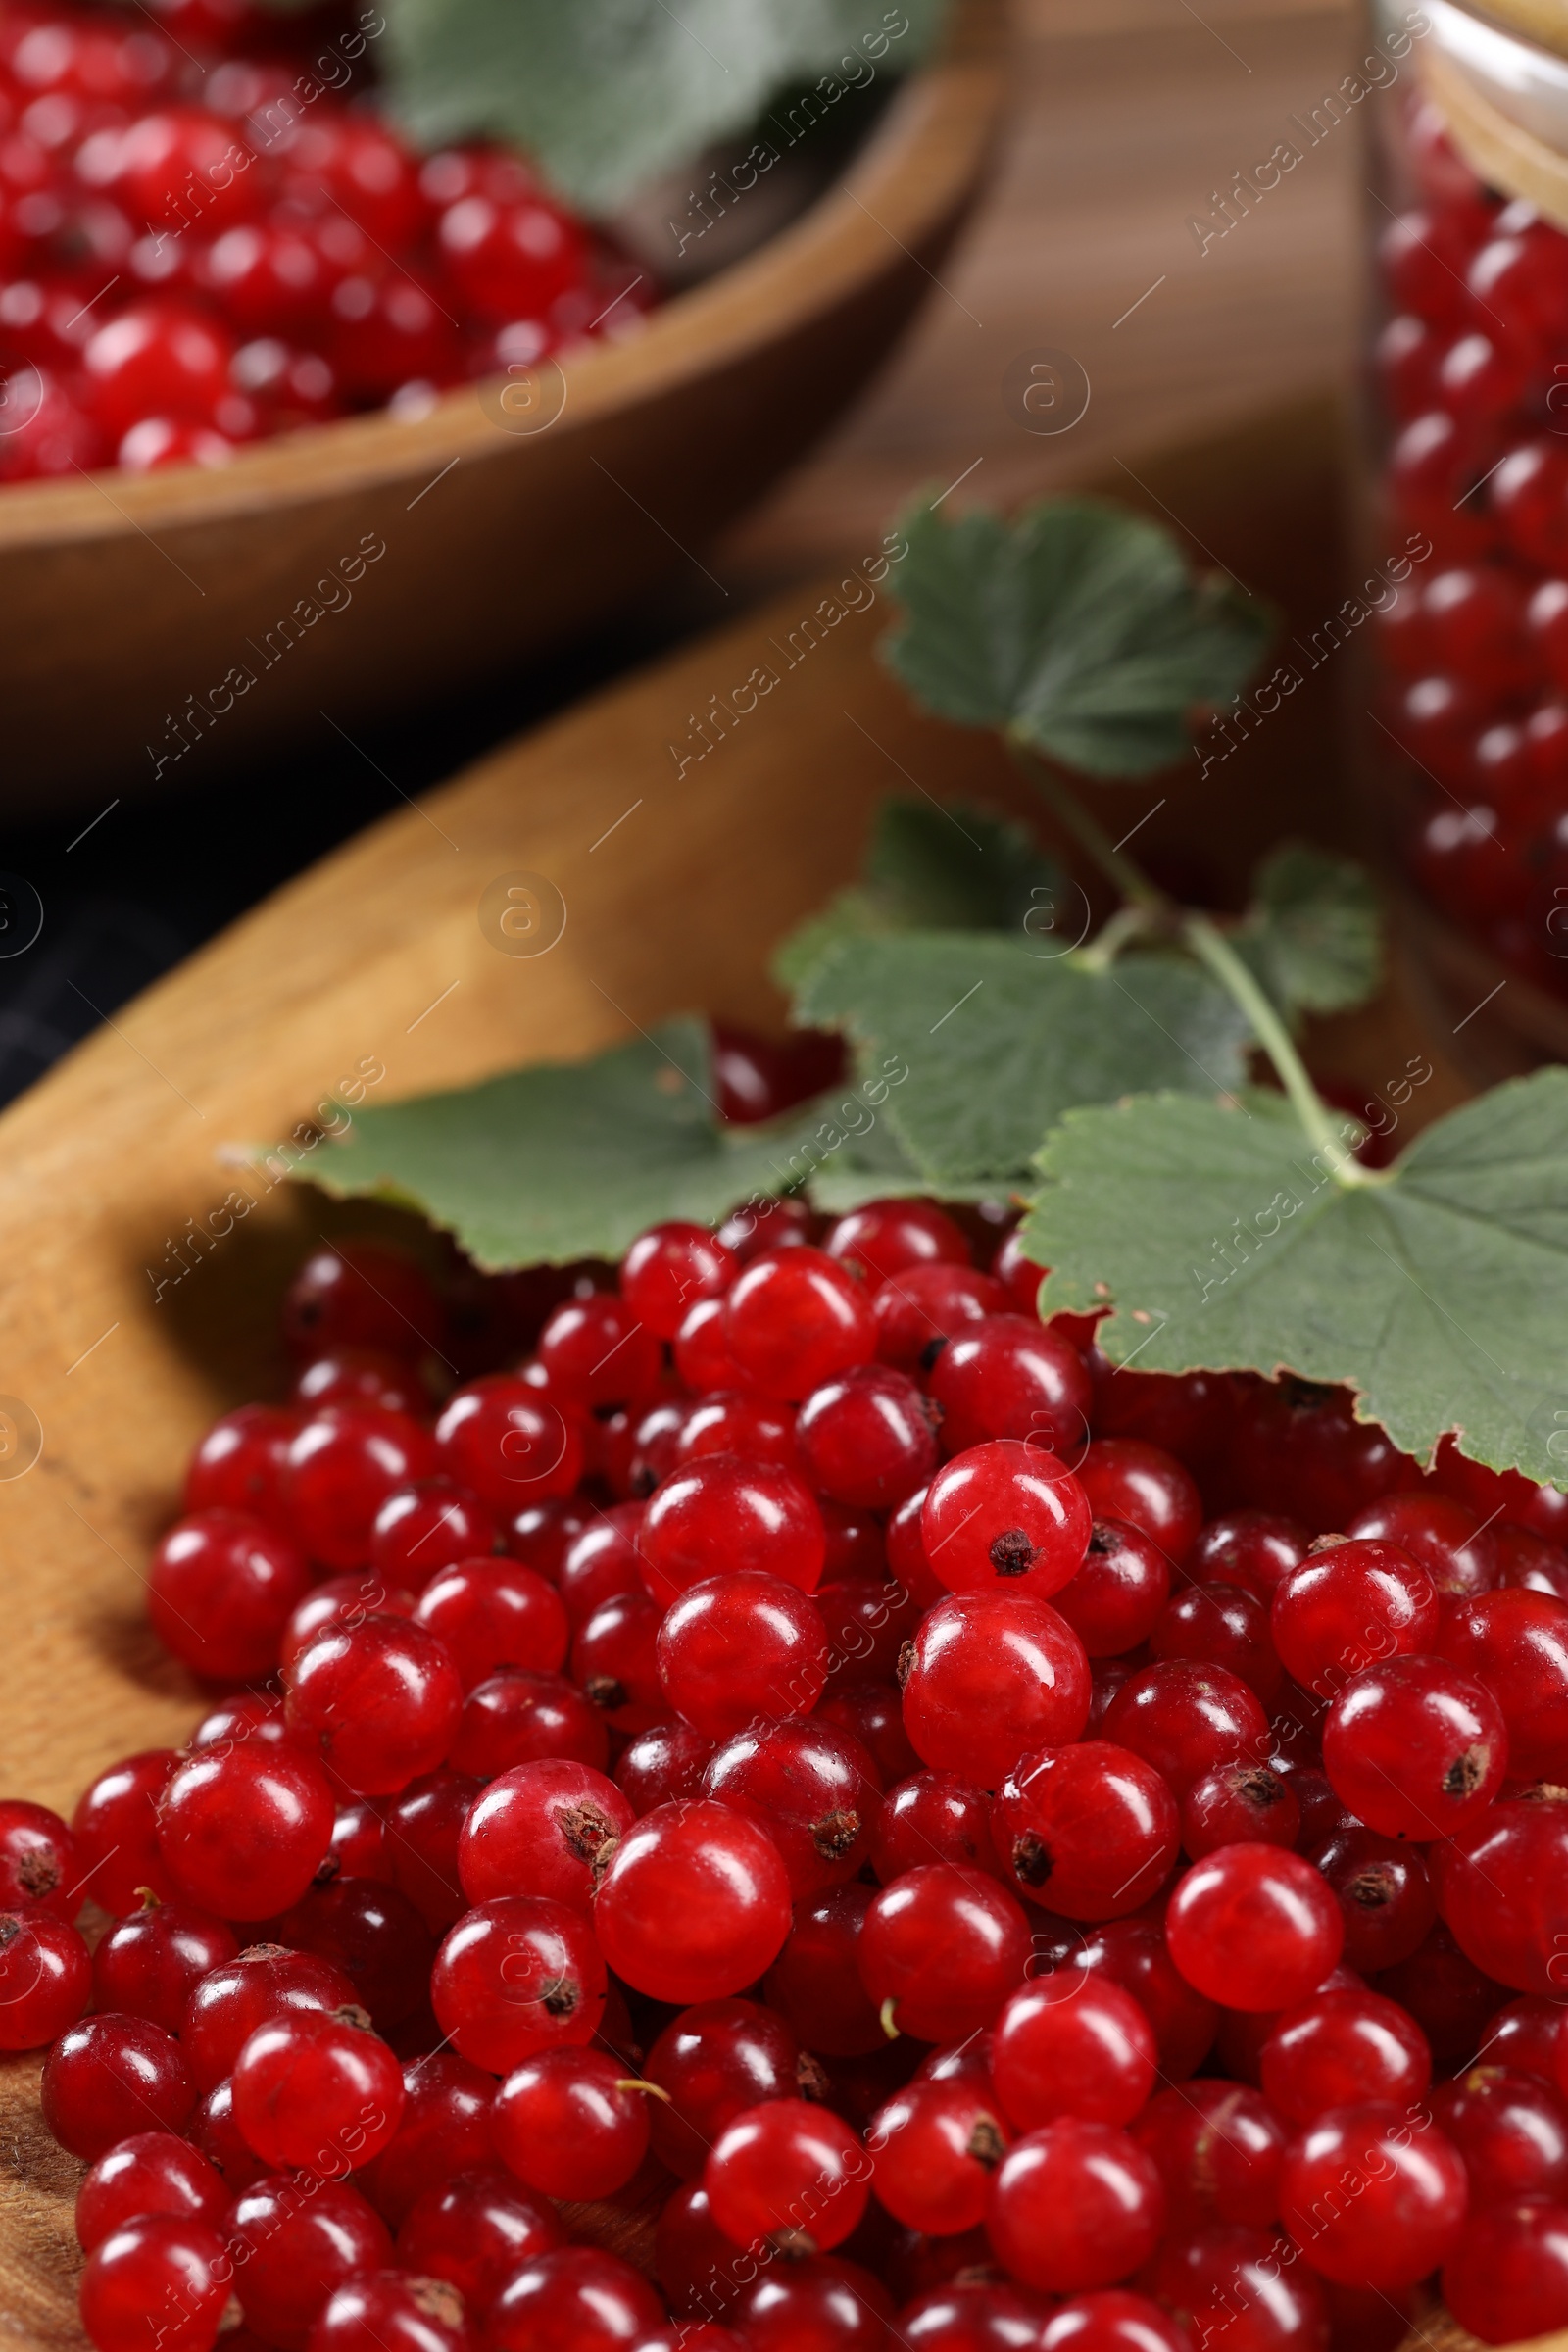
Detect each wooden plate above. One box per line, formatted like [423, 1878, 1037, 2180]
[0, 391, 1505, 2351]
[0, 0, 1002, 810]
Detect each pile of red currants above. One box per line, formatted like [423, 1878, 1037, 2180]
[0, 0, 650, 480]
[1375, 101, 1568, 995]
[9, 1172, 1568, 2352]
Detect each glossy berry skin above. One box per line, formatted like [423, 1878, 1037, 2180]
[429, 1895, 606, 2071]
[1103, 1659, 1270, 1796]
[824, 1197, 971, 1290]
[1430, 2066, 1568, 2205]
[0, 1909, 91, 2048]
[1270, 1539, 1440, 1700]
[92, 1895, 238, 2034]
[992, 1972, 1157, 2130]
[620, 1220, 736, 1338]
[1348, 1493, 1496, 1599]
[227, 2177, 393, 2351]
[731, 2257, 894, 2349]
[675, 1389, 799, 1474]
[1167, 1845, 1344, 2012]
[147, 1508, 312, 1681]
[763, 1884, 885, 2057]
[183, 1402, 300, 1523]
[1130, 2081, 1286, 2230]
[992, 1739, 1178, 1917]
[370, 1479, 497, 1591]
[922, 1440, 1092, 1596]
[928, 1314, 1092, 1459]
[359, 2051, 496, 2226]
[615, 1718, 715, 1814]
[873, 1261, 1008, 1374]
[73, 1749, 180, 1914]
[1259, 1990, 1431, 2125]
[706, 2096, 868, 2251]
[396, 2169, 562, 2305]
[1322, 1654, 1507, 1839]
[182, 1945, 357, 2092]
[307, 2273, 468, 2352]
[411, 1555, 567, 1690]
[1144, 2224, 1329, 2352]
[490, 2044, 651, 2199]
[42, 2013, 194, 2159]
[0, 1799, 79, 1920]
[282, 1575, 416, 1670]
[536, 1290, 662, 1409]
[869, 2074, 1011, 2234]
[901, 1590, 1091, 1787]
[486, 2246, 664, 2352]
[1152, 1582, 1283, 1702]
[1042, 2291, 1190, 2352]
[450, 1666, 609, 1778]
[1181, 1763, 1298, 1860]
[1189, 1511, 1308, 1603]
[796, 1364, 938, 1508]
[594, 1798, 792, 2003]
[873, 1770, 1002, 1884]
[75, 2132, 225, 2253]
[78, 2213, 231, 2352]
[1443, 2197, 1568, 2345]
[1438, 1588, 1568, 1779]
[1436, 1795, 1568, 1992]
[722, 1246, 875, 1400]
[1054, 1520, 1171, 1655]
[644, 1995, 807, 2178]
[571, 1589, 663, 1731]
[1077, 1441, 1202, 1565]
[986, 2118, 1165, 2292]
[859, 1863, 1031, 2042]
[294, 1350, 429, 1418]
[639, 1454, 825, 1599]
[457, 1756, 631, 1909]
[1279, 2099, 1468, 2285]
[703, 1716, 882, 1894]
[432, 1380, 583, 1510]
[232, 2004, 405, 2172]
[157, 1742, 333, 1920]
[282, 1244, 443, 1362]
[286, 1615, 464, 1795]
[556, 1505, 646, 1629]
[285, 1406, 438, 1570]
[1312, 1826, 1436, 1973]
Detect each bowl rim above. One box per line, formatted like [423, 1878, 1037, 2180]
[0, 0, 1003, 550]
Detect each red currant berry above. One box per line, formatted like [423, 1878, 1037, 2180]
[293, 1349, 429, 1418]
[536, 1290, 662, 1410]
[411, 1555, 567, 1690]
[78, 2213, 231, 2352]
[430, 1895, 606, 2071]
[922, 1440, 1091, 1596]
[1430, 2065, 1568, 2204]
[1042, 2290, 1190, 2352]
[500, 1494, 592, 1578]
[1478, 1994, 1568, 2083]
[1374, 1918, 1507, 2072]
[1152, 1581, 1283, 1702]
[285, 1407, 438, 1571]
[157, 1742, 333, 1920]
[1436, 1792, 1568, 1992]
[307, 2273, 467, 2352]
[1437, 1587, 1568, 1779]
[824, 1197, 971, 1291]
[183, 1403, 300, 1523]
[370, 1480, 497, 1592]
[1130, 2081, 1285, 2230]
[868, 2073, 1010, 2236]
[643, 1994, 810, 2176]
[1181, 1763, 1299, 1859]
[620, 1221, 736, 1338]
[706, 2095, 868, 2252]
[395, 2170, 561, 2305]
[992, 1972, 1156, 2129]
[657, 1573, 828, 1738]
[1077, 1440, 1201, 1565]
[640, 1454, 825, 1599]
[457, 1754, 630, 1910]
[490, 2044, 651, 2200]
[357, 2051, 496, 2225]
[1102, 1661, 1270, 1795]
[796, 1363, 938, 1508]
[73, 1750, 180, 1914]
[486, 2246, 663, 2352]
[1279, 2099, 1467, 2285]
[92, 1892, 238, 2034]
[0, 1797, 80, 1920]
[572, 1588, 663, 1731]
[432, 1380, 582, 1511]
[282, 1574, 416, 1669]
[731, 2257, 893, 2350]
[368, 1771, 474, 1933]
[873, 1770, 1002, 1884]
[615, 1719, 715, 1814]
[987, 2117, 1165, 2291]
[1144, 2224, 1328, 2352]
[1068, 1916, 1218, 2081]
[1167, 1845, 1344, 2011]
[1322, 1654, 1507, 1839]
[818, 1574, 920, 1689]
[1054, 1520, 1170, 1655]
[558, 1504, 647, 1628]
[149, 1508, 312, 1681]
[928, 1314, 1091, 1458]
[228, 2177, 392, 2351]
[873, 1262, 1008, 1374]
[0, 1906, 90, 2048]
[763, 1884, 885, 2058]
[703, 1715, 882, 1895]
[594, 1798, 792, 2003]
[233, 2003, 404, 2172]
[859, 1863, 1030, 2042]
[1347, 1490, 1497, 1597]
[182, 1943, 357, 2092]
[674, 1296, 740, 1391]
[1260, 1988, 1431, 2124]
[1189, 1511, 1309, 1603]
[675, 1389, 800, 1473]
[76, 2132, 225, 2252]
[723, 1247, 876, 1400]
[1270, 1540, 1440, 1699]
[1444, 2196, 1568, 2344]
[287, 1615, 462, 1796]
[43, 2012, 194, 2159]
[991, 1740, 1178, 1917]
[901, 1590, 1091, 1787]
[449, 1666, 609, 1778]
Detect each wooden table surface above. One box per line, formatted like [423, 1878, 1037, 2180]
[723, 0, 1361, 580]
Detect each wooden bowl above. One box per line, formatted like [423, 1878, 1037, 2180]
[0, 0, 1002, 812]
[0, 393, 1502, 2349]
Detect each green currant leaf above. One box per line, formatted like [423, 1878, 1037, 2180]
[881, 495, 1274, 778]
[288, 1017, 846, 1268]
[774, 796, 1064, 993]
[365, 0, 949, 215]
[1233, 844, 1383, 1023]
[795, 932, 1253, 1192]
[1021, 1073, 1568, 1485]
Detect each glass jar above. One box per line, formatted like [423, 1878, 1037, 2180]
[1365, 0, 1568, 1038]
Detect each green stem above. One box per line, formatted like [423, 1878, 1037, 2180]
[1011, 740, 1378, 1190]
[1073, 903, 1154, 974]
